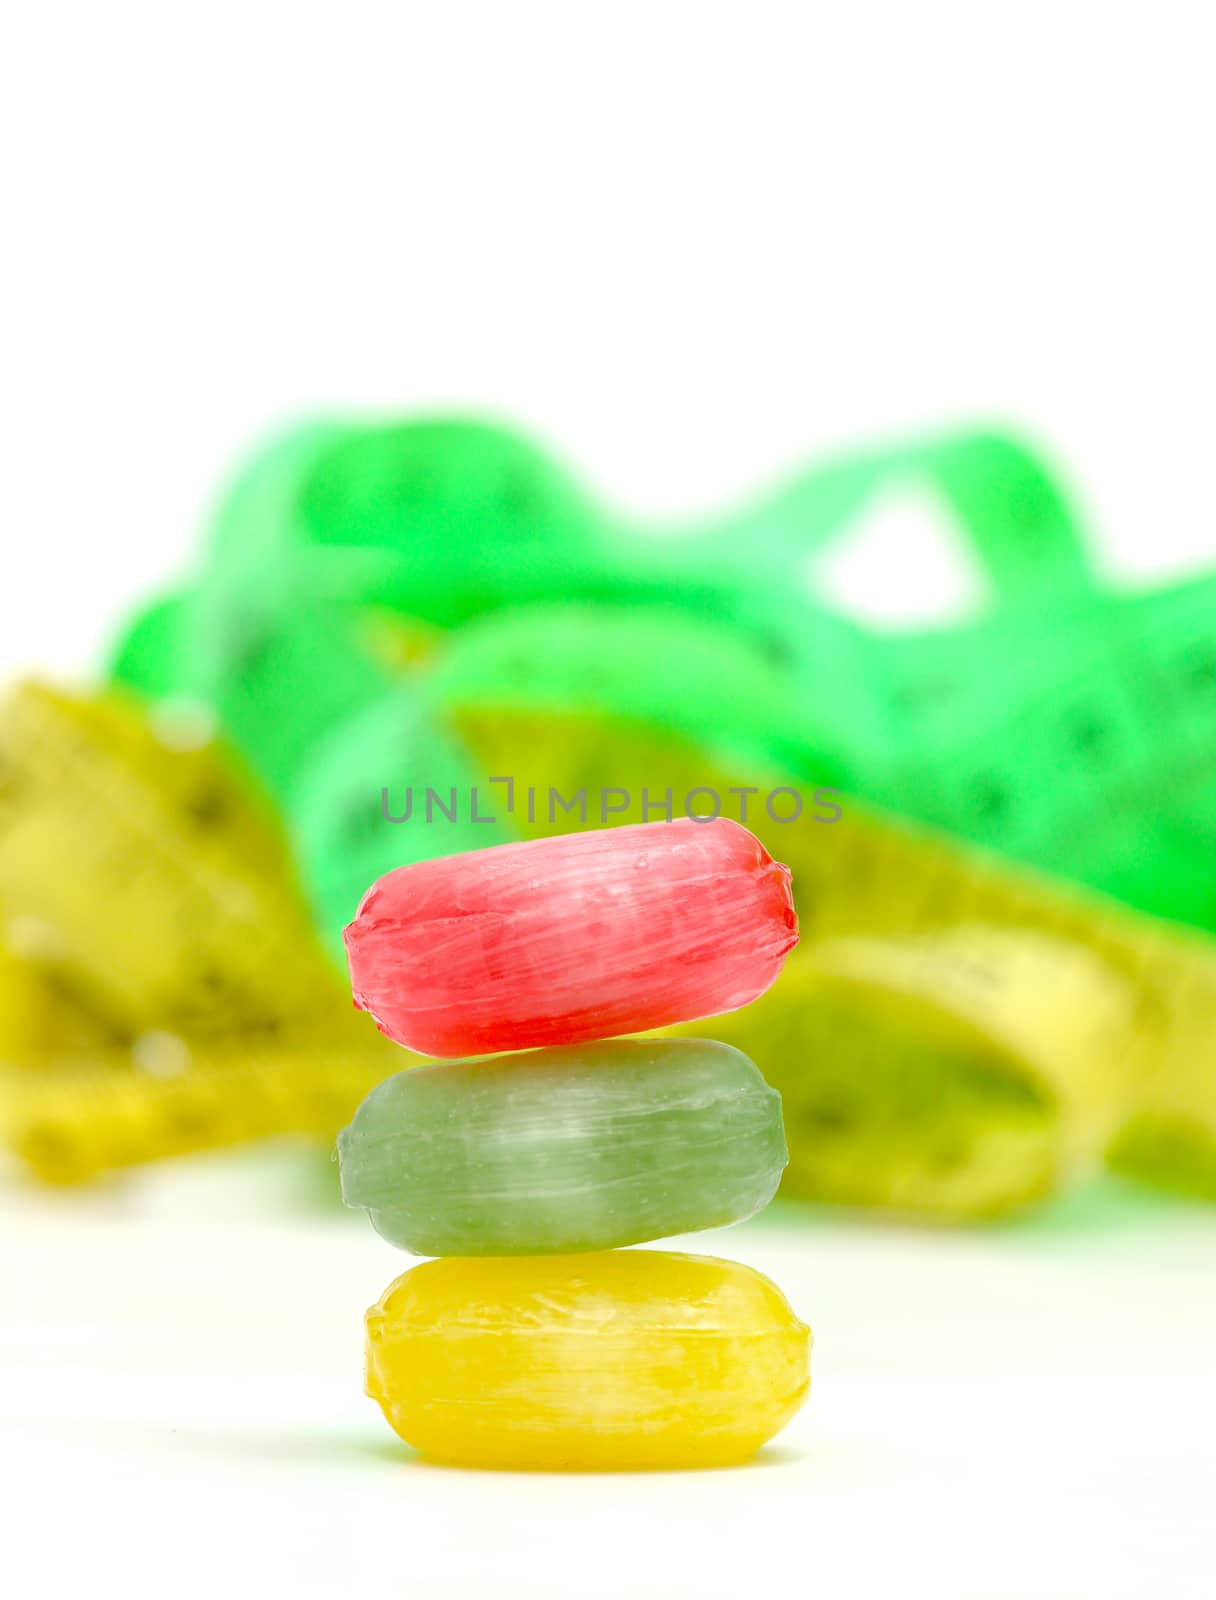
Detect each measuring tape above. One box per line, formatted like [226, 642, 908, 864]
[0, 1027, 401, 1185]
[418, 606, 1214, 1215]
[109, 417, 1216, 941]
[0, 680, 347, 1038]
[286, 604, 843, 955]
[0, 680, 410, 1182]
[89, 418, 1216, 1209]
[696, 927, 1150, 1219]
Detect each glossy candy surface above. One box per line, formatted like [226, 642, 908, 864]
[365, 1250, 811, 1470]
[344, 818, 798, 1055]
[338, 1037, 786, 1255]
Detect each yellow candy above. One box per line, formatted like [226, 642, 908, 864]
[365, 1250, 811, 1470]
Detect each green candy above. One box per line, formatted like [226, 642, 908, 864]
[337, 1038, 787, 1256]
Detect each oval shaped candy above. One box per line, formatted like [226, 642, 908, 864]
[344, 817, 798, 1055]
[365, 1250, 811, 1470]
[338, 1037, 787, 1255]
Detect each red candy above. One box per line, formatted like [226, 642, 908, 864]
[343, 818, 798, 1056]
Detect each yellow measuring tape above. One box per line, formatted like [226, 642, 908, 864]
[2, 680, 1211, 1209]
[0, 681, 401, 1183]
[0, 1031, 399, 1185]
[0, 681, 343, 1038]
[449, 704, 1214, 1215]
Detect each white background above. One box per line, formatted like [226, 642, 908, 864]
[2, 2, 1216, 675]
[2, 4, 1215, 1597]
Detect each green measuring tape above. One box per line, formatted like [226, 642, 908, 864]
[109, 416, 1216, 935]
[98, 417, 1216, 1212]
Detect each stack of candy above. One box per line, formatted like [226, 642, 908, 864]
[336, 818, 811, 1469]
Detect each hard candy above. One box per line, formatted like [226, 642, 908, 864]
[365, 1250, 811, 1469]
[344, 818, 798, 1055]
[338, 1037, 786, 1255]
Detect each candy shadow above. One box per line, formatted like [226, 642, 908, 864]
[37, 1417, 407, 1471]
[378, 1441, 805, 1476]
[37, 1416, 805, 1476]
